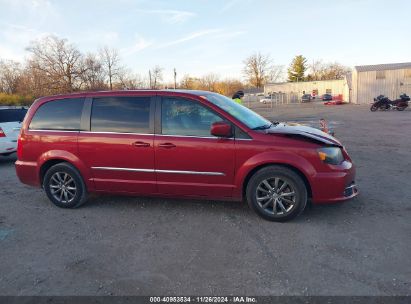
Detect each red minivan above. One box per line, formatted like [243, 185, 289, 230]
[15, 90, 358, 221]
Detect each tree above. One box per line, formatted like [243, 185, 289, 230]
[287, 55, 307, 82]
[149, 65, 163, 89]
[243, 52, 276, 88]
[99, 46, 122, 90]
[0, 59, 22, 94]
[306, 60, 350, 81]
[26, 35, 84, 93]
[82, 53, 106, 91]
[199, 73, 220, 91]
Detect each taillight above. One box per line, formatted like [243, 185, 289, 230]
[0, 127, 5, 137]
[17, 136, 23, 159]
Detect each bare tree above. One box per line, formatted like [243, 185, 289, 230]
[26, 35, 84, 93]
[118, 71, 148, 89]
[82, 53, 106, 91]
[149, 66, 163, 89]
[243, 52, 280, 88]
[99, 47, 122, 90]
[0, 59, 22, 94]
[199, 73, 220, 91]
[307, 60, 350, 81]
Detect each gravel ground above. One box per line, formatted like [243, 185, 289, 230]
[0, 102, 410, 296]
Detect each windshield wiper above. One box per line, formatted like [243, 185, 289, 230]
[252, 123, 273, 130]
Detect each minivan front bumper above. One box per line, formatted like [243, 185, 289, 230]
[310, 160, 359, 204]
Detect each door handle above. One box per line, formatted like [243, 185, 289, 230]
[158, 142, 176, 149]
[133, 141, 150, 147]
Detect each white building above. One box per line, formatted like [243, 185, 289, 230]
[263, 62, 411, 104]
[351, 62, 411, 104]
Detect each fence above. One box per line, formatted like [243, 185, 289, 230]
[243, 92, 303, 110]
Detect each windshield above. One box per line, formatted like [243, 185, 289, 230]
[203, 93, 271, 130]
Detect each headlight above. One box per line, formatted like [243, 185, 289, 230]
[317, 147, 344, 165]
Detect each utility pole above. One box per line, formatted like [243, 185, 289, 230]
[149, 70, 152, 89]
[174, 68, 177, 89]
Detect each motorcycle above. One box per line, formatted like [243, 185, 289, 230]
[370, 94, 410, 111]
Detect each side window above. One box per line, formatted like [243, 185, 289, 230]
[29, 98, 84, 130]
[91, 97, 152, 133]
[161, 97, 222, 137]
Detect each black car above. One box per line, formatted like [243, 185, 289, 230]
[322, 94, 333, 101]
[301, 94, 311, 103]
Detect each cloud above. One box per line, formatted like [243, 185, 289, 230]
[135, 9, 195, 24]
[121, 36, 153, 55]
[157, 29, 223, 49]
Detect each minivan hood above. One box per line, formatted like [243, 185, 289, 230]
[264, 123, 342, 146]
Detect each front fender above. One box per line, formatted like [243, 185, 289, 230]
[234, 151, 316, 199]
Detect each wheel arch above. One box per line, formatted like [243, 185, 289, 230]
[37, 150, 93, 191]
[241, 163, 313, 201]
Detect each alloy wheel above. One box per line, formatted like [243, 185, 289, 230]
[49, 172, 77, 204]
[255, 177, 296, 216]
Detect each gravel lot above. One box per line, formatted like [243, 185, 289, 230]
[0, 102, 410, 296]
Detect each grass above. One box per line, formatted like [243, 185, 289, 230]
[0, 93, 35, 106]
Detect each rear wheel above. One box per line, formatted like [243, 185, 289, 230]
[246, 166, 307, 222]
[396, 106, 406, 111]
[43, 162, 88, 208]
[370, 105, 378, 111]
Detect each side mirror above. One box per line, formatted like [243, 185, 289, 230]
[211, 121, 233, 138]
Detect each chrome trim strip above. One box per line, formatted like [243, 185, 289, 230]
[156, 169, 225, 176]
[92, 167, 155, 173]
[80, 131, 153, 136]
[30, 130, 252, 141]
[29, 129, 79, 133]
[91, 166, 225, 176]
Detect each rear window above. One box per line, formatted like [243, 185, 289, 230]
[29, 98, 84, 130]
[91, 97, 151, 133]
[0, 109, 27, 123]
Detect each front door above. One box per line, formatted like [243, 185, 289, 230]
[78, 95, 156, 194]
[154, 96, 235, 198]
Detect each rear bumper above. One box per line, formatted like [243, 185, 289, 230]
[311, 161, 359, 204]
[15, 160, 40, 187]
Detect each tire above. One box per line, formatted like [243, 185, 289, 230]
[370, 105, 378, 112]
[43, 162, 88, 208]
[396, 106, 406, 111]
[246, 166, 308, 222]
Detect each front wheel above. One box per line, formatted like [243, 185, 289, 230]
[43, 162, 88, 208]
[370, 104, 378, 111]
[246, 166, 308, 222]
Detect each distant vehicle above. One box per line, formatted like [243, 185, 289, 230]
[259, 96, 273, 104]
[0, 107, 27, 156]
[370, 94, 409, 111]
[322, 94, 333, 101]
[301, 94, 311, 103]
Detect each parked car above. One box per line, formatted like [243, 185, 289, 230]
[322, 94, 333, 101]
[301, 94, 311, 102]
[0, 107, 27, 156]
[15, 90, 358, 222]
[259, 96, 272, 104]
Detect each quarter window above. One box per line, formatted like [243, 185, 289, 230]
[29, 98, 84, 130]
[161, 98, 222, 137]
[91, 97, 151, 133]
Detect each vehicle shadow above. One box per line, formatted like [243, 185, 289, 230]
[0, 154, 17, 166]
[83, 193, 361, 223]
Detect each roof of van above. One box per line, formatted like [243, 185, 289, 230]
[36, 89, 216, 100]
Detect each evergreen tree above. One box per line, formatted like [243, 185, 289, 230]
[287, 55, 307, 82]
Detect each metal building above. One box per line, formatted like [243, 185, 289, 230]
[351, 62, 411, 104]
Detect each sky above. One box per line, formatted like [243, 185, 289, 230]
[0, 0, 410, 82]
